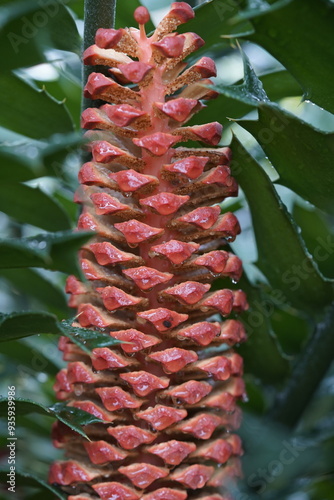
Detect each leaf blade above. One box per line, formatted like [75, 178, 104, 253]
[0, 74, 74, 138]
[241, 104, 334, 216]
[0, 0, 81, 71]
[0, 268, 69, 316]
[0, 311, 59, 341]
[0, 182, 72, 231]
[230, 135, 333, 311]
[237, 275, 290, 383]
[193, 69, 302, 128]
[179, 0, 254, 46]
[214, 51, 334, 215]
[0, 230, 92, 275]
[0, 469, 67, 500]
[0, 397, 104, 439]
[0, 339, 59, 376]
[58, 317, 121, 354]
[247, 0, 334, 113]
[0, 312, 121, 354]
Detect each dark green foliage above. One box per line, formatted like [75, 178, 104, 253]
[0, 74, 74, 138]
[0, 1, 333, 499]
[58, 318, 122, 354]
[0, 398, 104, 439]
[0, 231, 92, 275]
[0, 470, 67, 500]
[248, 0, 334, 113]
[0, 0, 80, 71]
[235, 273, 290, 383]
[0, 182, 72, 231]
[0, 312, 120, 352]
[231, 136, 333, 311]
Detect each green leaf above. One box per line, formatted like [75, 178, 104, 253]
[270, 305, 310, 355]
[41, 131, 84, 178]
[0, 182, 72, 231]
[0, 397, 104, 439]
[194, 69, 302, 128]
[0, 0, 81, 71]
[27, 491, 61, 500]
[237, 0, 293, 19]
[0, 470, 66, 500]
[270, 303, 334, 429]
[0, 268, 69, 316]
[262, 69, 302, 102]
[0, 312, 121, 353]
[0, 230, 92, 275]
[0, 0, 45, 26]
[0, 311, 59, 341]
[58, 318, 121, 355]
[67, 0, 84, 18]
[237, 275, 291, 383]
[47, 230, 93, 275]
[215, 45, 269, 106]
[54, 192, 79, 225]
[0, 340, 59, 376]
[308, 479, 334, 500]
[241, 104, 334, 215]
[213, 51, 334, 215]
[243, 377, 266, 414]
[0, 132, 83, 182]
[39, 70, 82, 129]
[179, 0, 254, 45]
[0, 74, 74, 139]
[247, 0, 334, 114]
[230, 135, 333, 312]
[49, 402, 105, 436]
[0, 145, 44, 181]
[292, 203, 334, 280]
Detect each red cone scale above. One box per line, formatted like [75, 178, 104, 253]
[50, 3, 248, 499]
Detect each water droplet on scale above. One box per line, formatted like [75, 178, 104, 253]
[171, 397, 183, 406]
[74, 385, 84, 396]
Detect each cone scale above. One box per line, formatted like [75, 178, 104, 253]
[50, 4, 248, 499]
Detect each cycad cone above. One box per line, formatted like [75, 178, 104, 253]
[49, 3, 248, 499]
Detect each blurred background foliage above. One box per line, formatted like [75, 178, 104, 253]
[0, 0, 334, 498]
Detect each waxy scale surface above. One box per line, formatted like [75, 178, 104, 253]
[50, 4, 248, 499]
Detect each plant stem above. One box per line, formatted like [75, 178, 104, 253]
[271, 302, 334, 427]
[82, 0, 117, 111]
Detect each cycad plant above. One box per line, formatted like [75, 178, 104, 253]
[0, 1, 334, 500]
